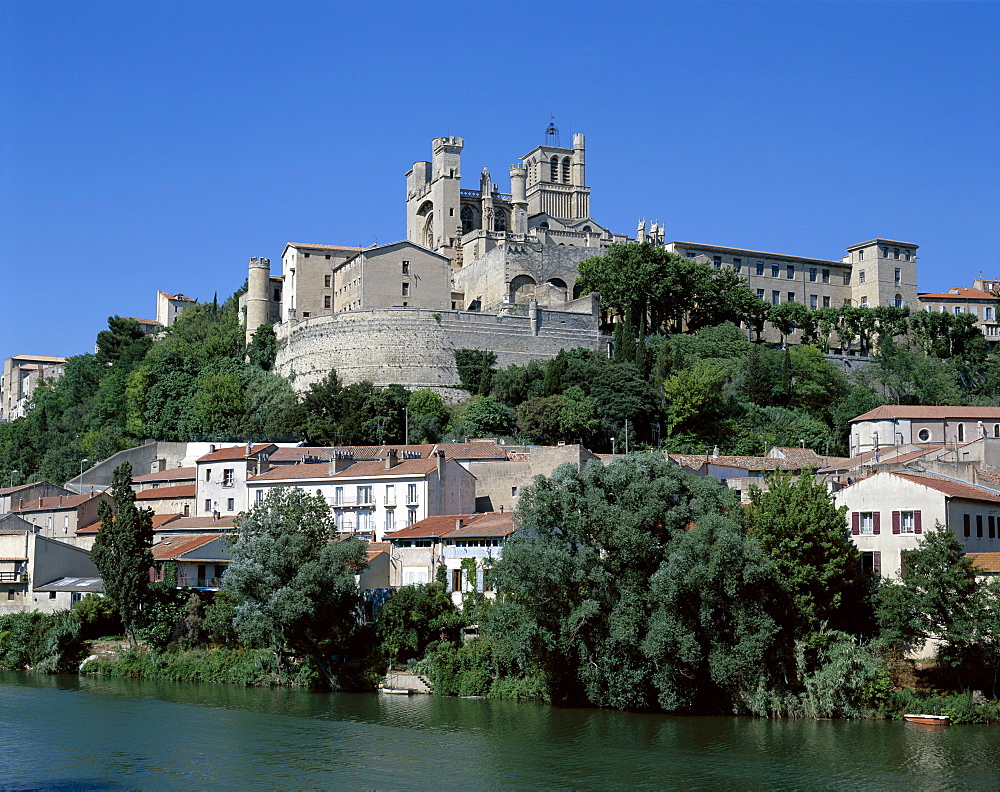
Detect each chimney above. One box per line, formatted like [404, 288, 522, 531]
[435, 450, 445, 480]
[455, 517, 464, 530]
[328, 450, 355, 475]
[18, 498, 23, 510]
[384, 449, 399, 470]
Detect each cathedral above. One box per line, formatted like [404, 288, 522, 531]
[244, 127, 920, 399]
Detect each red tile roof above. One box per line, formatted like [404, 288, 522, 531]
[152, 534, 222, 561]
[447, 512, 517, 539]
[149, 515, 238, 532]
[966, 553, 1000, 574]
[851, 406, 1000, 422]
[13, 493, 105, 512]
[132, 467, 196, 483]
[890, 472, 1000, 503]
[135, 484, 195, 500]
[366, 541, 390, 562]
[386, 514, 478, 540]
[197, 444, 276, 463]
[267, 442, 506, 464]
[78, 513, 182, 534]
[918, 287, 995, 300]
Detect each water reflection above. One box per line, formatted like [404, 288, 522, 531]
[1, 671, 998, 791]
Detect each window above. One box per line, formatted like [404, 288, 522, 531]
[810, 295, 818, 309]
[407, 508, 417, 526]
[860, 297, 869, 308]
[222, 468, 234, 487]
[904, 250, 911, 261]
[452, 569, 462, 592]
[786, 265, 794, 280]
[987, 307, 994, 321]
[858, 249, 864, 261]
[894, 268, 901, 285]
[733, 257, 742, 272]
[995, 424, 1000, 438]
[324, 274, 331, 287]
[756, 261, 764, 276]
[273, 288, 280, 301]
[227, 498, 234, 511]
[205, 468, 211, 482]
[402, 283, 409, 297]
[894, 294, 903, 309]
[954, 306, 962, 315]
[822, 269, 830, 284]
[385, 509, 395, 532]
[860, 551, 880, 576]
[809, 268, 817, 282]
[964, 514, 971, 538]
[6, 590, 13, 601]
[549, 156, 559, 181]
[304, 252, 310, 258]
[771, 290, 780, 306]
[917, 428, 931, 441]
[882, 247, 889, 258]
[358, 486, 373, 505]
[512, 486, 518, 497]
[899, 511, 915, 533]
[977, 515, 984, 538]
[325, 254, 331, 260]
[255, 490, 264, 506]
[183, 504, 190, 516]
[402, 261, 410, 274]
[843, 272, 850, 285]
[407, 483, 418, 504]
[562, 156, 571, 183]
[894, 248, 900, 259]
[989, 515, 996, 539]
[958, 424, 965, 442]
[859, 270, 866, 284]
[853, 511, 879, 535]
[324, 296, 331, 309]
[771, 264, 779, 278]
[822, 296, 830, 308]
[50, 591, 57, 600]
[787, 292, 795, 303]
[757, 289, 765, 301]
[204, 499, 211, 513]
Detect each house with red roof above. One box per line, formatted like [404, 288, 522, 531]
[916, 278, 1000, 340]
[195, 443, 278, 518]
[835, 471, 1000, 579]
[11, 492, 112, 548]
[150, 534, 232, 590]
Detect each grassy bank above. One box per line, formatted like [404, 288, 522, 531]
[84, 646, 316, 687]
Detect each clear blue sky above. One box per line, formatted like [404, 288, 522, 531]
[2, 1, 997, 358]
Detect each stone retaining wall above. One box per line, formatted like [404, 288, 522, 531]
[275, 302, 606, 400]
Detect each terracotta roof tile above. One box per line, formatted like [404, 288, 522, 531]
[446, 512, 517, 539]
[249, 458, 444, 482]
[851, 406, 1000, 422]
[387, 514, 479, 540]
[197, 444, 276, 463]
[77, 513, 182, 534]
[966, 553, 1000, 574]
[135, 484, 195, 500]
[152, 534, 223, 561]
[890, 472, 1000, 503]
[13, 493, 105, 512]
[151, 515, 238, 531]
[918, 287, 996, 300]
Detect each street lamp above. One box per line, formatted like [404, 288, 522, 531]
[8, 469, 17, 488]
[79, 459, 89, 493]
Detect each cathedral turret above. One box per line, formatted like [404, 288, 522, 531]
[510, 164, 528, 235]
[245, 256, 271, 344]
[572, 133, 586, 187]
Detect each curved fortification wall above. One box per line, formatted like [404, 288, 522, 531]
[275, 299, 604, 401]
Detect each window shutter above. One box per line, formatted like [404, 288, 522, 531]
[873, 512, 880, 535]
[873, 551, 881, 575]
[914, 511, 922, 534]
[892, 511, 900, 535]
[964, 514, 971, 538]
[851, 512, 859, 535]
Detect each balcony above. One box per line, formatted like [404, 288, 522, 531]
[0, 572, 27, 583]
[178, 576, 222, 589]
[384, 495, 396, 507]
[331, 496, 376, 509]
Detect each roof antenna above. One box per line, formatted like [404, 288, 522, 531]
[545, 117, 560, 147]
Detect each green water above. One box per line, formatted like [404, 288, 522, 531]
[0, 671, 997, 791]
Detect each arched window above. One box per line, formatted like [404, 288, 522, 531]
[958, 424, 965, 442]
[582, 225, 592, 233]
[509, 274, 537, 304]
[894, 293, 903, 308]
[460, 205, 475, 233]
[494, 210, 507, 232]
[539, 221, 549, 229]
[549, 156, 559, 182]
[423, 213, 434, 248]
[994, 424, 999, 438]
[562, 157, 571, 183]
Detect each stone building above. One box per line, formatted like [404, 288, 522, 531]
[1, 354, 67, 422]
[240, 128, 923, 398]
[156, 291, 196, 327]
[917, 277, 1000, 341]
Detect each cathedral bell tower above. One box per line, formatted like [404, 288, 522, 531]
[405, 136, 463, 259]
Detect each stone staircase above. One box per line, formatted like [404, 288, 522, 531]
[383, 671, 434, 694]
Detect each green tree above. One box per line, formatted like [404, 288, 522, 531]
[454, 396, 516, 439]
[222, 487, 367, 687]
[91, 461, 154, 648]
[375, 583, 459, 665]
[746, 472, 870, 639]
[247, 323, 278, 371]
[516, 396, 565, 445]
[876, 523, 979, 671]
[95, 316, 148, 367]
[454, 349, 497, 395]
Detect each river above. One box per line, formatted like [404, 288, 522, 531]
[1, 671, 997, 791]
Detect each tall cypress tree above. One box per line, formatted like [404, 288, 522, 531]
[92, 461, 154, 648]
